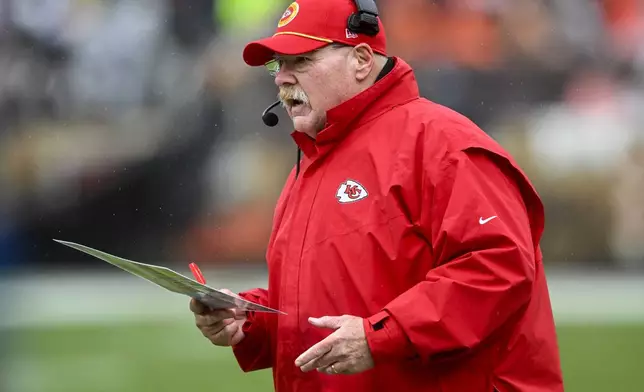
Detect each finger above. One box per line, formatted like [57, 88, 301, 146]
[320, 361, 351, 375]
[229, 324, 246, 346]
[295, 336, 335, 367]
[312, 347, 347, 372]
[195, 313, 226, 329]
[206, 309, 236, 324]
[200, 323, 233, 342]
[200, 309, 236, 324]
[304, 339, 351, 373]
[220, 288, 243, 299]
[232, 308, 247, 320]
[300, 355, 325, 373]
[318, 362, 341, 375]
[201, 318, 235, 334]
[196, 315, 235, 330]
[190, 298, 207, 314]
[301, 348, 340, 373]
[308, 315, 346, 330]
[213, 322, 240, 344]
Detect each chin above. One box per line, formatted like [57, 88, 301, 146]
[292, 113, 324, 136]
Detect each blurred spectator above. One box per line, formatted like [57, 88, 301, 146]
[611, 143, 644, 269]
[0, 0, 642, 270]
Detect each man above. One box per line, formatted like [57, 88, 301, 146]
[190, 0, 564, 391]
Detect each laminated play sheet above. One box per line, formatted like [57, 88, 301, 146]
[54, 240, 283, 314]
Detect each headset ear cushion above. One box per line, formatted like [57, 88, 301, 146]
[347, 13, 359, 33]
[347, 12, 379, 36]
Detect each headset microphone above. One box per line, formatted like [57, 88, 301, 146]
[262, 101, 281, 127]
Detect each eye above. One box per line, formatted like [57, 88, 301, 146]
[294, 56, 311, 65]
[266, 55, 312, 76]
[265, 59, 280, 76]
[292, 56, 313, 71]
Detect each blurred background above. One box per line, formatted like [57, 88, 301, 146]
[0, 0, 643, 391]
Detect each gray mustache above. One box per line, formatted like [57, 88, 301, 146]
[278, 87, 310, 107]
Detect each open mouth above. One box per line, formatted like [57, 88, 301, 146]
[287, 99, 304, 108]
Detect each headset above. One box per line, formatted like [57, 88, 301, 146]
[262, 0, 381, 127]
[347, 0, 380, 37]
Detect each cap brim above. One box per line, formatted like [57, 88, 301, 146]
[243, 34, 330, 66]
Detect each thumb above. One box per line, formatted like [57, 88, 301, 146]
[220, 288, 243, 299]
[308, 315, 344, 329]
[232, 308, 247, 320]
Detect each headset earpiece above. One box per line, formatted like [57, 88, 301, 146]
[348, 0, 380, 37]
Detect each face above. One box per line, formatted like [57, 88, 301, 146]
[269, 44, 358, 137]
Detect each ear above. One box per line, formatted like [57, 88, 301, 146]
[352, 44, 375, 82]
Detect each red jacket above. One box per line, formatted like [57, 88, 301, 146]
[232, 58, 563, 392]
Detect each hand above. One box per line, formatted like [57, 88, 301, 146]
[295, 315, 374, 375]
[190, 289, 247, 347]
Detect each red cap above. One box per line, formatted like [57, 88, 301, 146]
[243, 0, 387, 67]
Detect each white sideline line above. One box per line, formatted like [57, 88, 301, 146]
[1, 269, 643, 328]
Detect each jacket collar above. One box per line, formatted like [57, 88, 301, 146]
[292, 57, 420, 159]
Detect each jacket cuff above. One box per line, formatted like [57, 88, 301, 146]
[231, 297, 272, 372]
[364, 310, 416, 364]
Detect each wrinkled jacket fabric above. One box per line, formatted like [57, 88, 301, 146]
[232, 58, 564, 392]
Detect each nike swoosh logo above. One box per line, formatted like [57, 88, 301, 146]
[479, 216, 497, 225]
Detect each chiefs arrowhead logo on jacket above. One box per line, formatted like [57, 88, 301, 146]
[336, 180, 368, 203]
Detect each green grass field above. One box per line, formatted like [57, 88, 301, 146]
[6, 321, 644, 391]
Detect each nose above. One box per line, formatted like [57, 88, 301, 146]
[274, 67, 297, 87]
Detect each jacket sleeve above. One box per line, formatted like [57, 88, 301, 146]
[231, 288, 273, 371]
[364, 147, 540, 365]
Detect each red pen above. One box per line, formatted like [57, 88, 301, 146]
[189, 262, 206, 284]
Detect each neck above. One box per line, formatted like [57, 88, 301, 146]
[359, 55, 391, 93]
